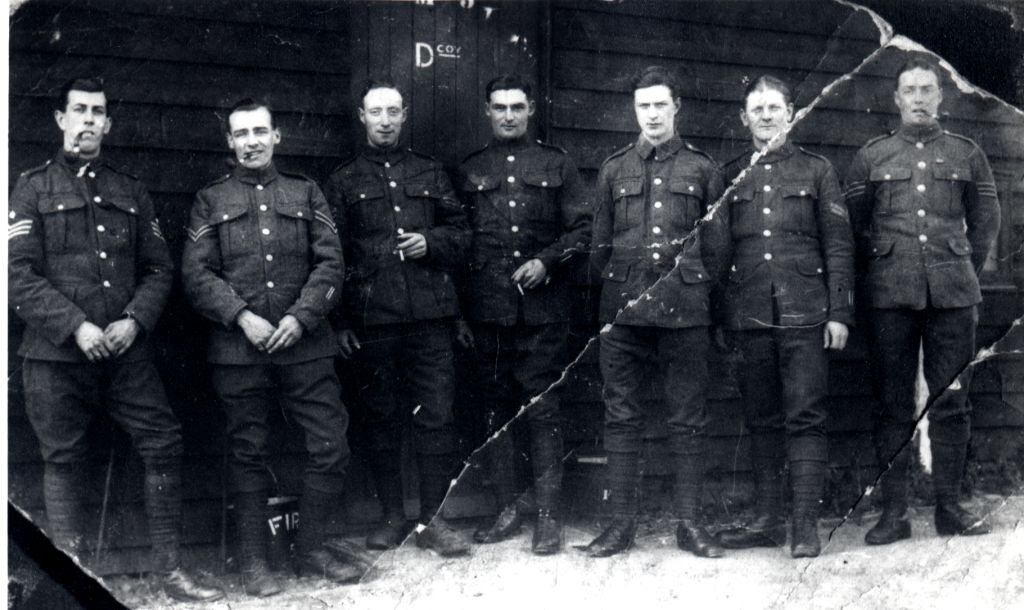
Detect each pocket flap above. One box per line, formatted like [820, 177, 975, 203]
[404, 184, 442, 198]
[932, 166, 972, 182]
[780, 184, 817, 199]
[601, 258, 632, 283]
[796, 258, 825, 276]
[948, 237, 972, 256]
[461, 174, 500, 193]
[611, 178, 643, 198]
[275, 202, 312, 220]
[727, 184, 755, 203]
[522, 172, 563, 188]
[669, 179, 704, 198]
[107, 197, 140, 215]
[209, 205, 249, 225]
[38, 194, 85, 214]
[869, 167, 911, 182]
[346, 184, 385, 202]
[868, 238, 895, 256]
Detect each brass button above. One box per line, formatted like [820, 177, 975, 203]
[260, 205, 268, 211]
[763, 229, 771, 237]
[507, 176, 515, 184]
[762, 208, 771, 215]
[389, 181, 397, 188]
[511, 225, 519, 233]
[507, 155, 515, 162]
[919, 234, 928, 243]
[394, 206, 401, 212]
[99, 251, 107, 259]
[266, 281, 274, 288]
[102, 280, 111, 288]
[513, 250, 522, 257]
[256, 184, 264, 191]
[652, 252, 661, 260]
[916, 141, 924, 149]
[764, 253, 773, 261]
[509, 201, 517, 208]
[917, 161, 927, 169]
[262, 228, 270, 235]
[763, 185, 771, 192]
[93, 196, 102, 203]
[96, 225, 105, 232]
[917, 209, 926, 217]
[917, 184, 926, 192]
[266, 254, 273, 261]
[652, 226, 662, 235]
[653, 177, 663, 186]
[654, 201, 663, 208]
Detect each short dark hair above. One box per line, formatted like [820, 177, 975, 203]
[894, 57, 943, 88]
[630, 65, 680, 99]
[743, 75, 793, 107]
[485, 74, 533, 102]
[55, 77, 105, 112]
[225, 97, 275, 132]
[359, 78, 403, 108]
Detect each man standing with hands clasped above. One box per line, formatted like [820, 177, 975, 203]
[455, 75, 591, 554]
[8, 77, 223, 602]
[325, 80, 472, 557]
[845, 58, 1000, 544]
[183, 98, 358, 596]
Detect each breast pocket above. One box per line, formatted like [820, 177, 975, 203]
[668, 178, 704, 228]
[521, 171, 562, 223]
[725, 185, 757, 236]
[38, 194, 86, 252]
[932, 166, 971, 216]
[274, 201, 312, 255]
[403, 184, 440, 228]
[210, 204, 250, 258]
[779, 184, 818, 234]
[105, 197, 141, 252]
[611, 178, 643, 234]
[869, 167, 911, 215]
[344, 184, 387, 233]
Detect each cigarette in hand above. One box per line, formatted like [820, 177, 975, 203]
[516, 283, 524, 295]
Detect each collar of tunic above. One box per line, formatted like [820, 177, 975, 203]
[896, 121, 943, 143]
[360, 143, 408, 166]
[634, 134, 684, 161]
[233, 163, 279, 186]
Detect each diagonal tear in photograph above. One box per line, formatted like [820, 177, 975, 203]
[6, 1, 1023, 609]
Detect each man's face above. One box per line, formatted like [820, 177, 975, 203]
[740, 87, 793, 149]
[485, 88, 534, 140]
[226, 107, 280, 169]
[894, 67, 942, 126]
[55, 90, 111, 159]
[633, 84, 679, 145]
[359, 87, 406, 148]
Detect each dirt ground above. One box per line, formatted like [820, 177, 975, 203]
[110, 494, 1024, 610]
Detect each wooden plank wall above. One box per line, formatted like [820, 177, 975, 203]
[7, 0, 1023, 575]
[548, 0, 1024, 515]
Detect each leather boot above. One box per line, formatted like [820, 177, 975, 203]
[582, 518, 637, 558]
[789, 436, 827, 558]
[931, 438, 991, 536]
[530, 425, 563, 555]
[676, 519, 724, 558]
[715, 430, 786, 549]
[790, 514, 821, 558]
[145, 468, 225, 602]
[161, 568, 225, 603]
[294, 487, 363, 584]
[532, 508, 562, 555]
[670, 432, 706, 523]
[366, 513, 412, 550]
[366, 448, 408, 550]
[416, 516, 471, 557]
[715, 513, 786, 549]
[235, 491, 283, 597]
[473, 431, 521, 543]
[474, 502, 522, 544]
[865, 431, 913, 545]
[42, 463, 85, 555]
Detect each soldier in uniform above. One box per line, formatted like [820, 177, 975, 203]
[711, 76, 854, 558]
[454, 74, 591, 554]
[845, 58, 1000, 544]
[582, 66, 727, 558]
[325, 80, 471, 557]
[182, 98, 358, 596]
[8, 77, 224, 602]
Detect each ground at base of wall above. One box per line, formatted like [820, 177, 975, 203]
[111, 494, 1022, 610]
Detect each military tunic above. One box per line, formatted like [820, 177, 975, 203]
[325, 145, 468, 457]
[844, 123, 1000, 430]
[182, 163, 349, 493]
[591, 135, 723, 456]
[718, 142, 855, 445]
[8, 151, 181, 466]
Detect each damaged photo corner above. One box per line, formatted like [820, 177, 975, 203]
[6, 0, 1024, 608]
